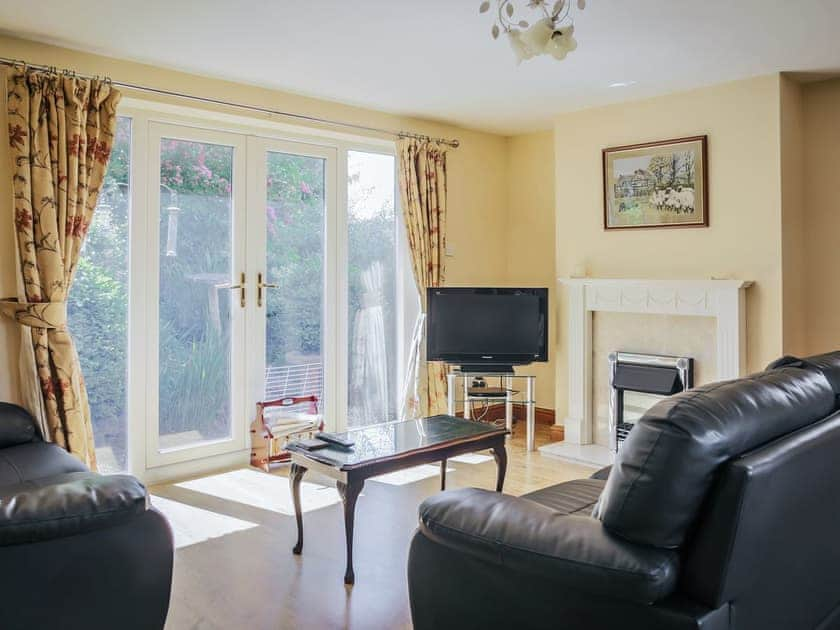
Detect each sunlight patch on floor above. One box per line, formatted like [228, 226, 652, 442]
[369, 464, 454, 486]
[449, 453, 494, 465]
[150, 495, 258, 549]
[175, 468, 341, 515]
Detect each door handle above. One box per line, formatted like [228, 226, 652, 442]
[257, 272, 278, 308]
[217, 272, 246, 308]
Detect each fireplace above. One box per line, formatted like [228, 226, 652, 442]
[539, 278, 752, 468]
[608, 352, 693, 452]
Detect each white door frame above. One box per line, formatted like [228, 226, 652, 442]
[118, 103, 411, 482]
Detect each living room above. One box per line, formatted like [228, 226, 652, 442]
[1, 2, 839, 629]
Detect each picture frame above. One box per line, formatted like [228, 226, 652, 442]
[603, 135, 708, 230]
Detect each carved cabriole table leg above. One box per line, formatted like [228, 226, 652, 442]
[336, 478, 364, 585]
[290, 462, 307, 554]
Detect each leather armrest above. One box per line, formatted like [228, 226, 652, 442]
[418, 488, 678, 604]
[0, 403, 40, 448]
[0, 472, 148, 546]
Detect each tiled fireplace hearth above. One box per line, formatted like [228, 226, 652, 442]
[541, 277, 753, 467]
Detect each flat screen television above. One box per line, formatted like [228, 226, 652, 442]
[426, 287, 548, 372]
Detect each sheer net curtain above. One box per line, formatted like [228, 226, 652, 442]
[349, 261, 389, 423]
[0, 67, 121, 470]
[397, 137, 449, 419]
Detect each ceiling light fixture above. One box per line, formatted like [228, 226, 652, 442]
[481, 0, 586, 63]
[608, 81, 636, 88]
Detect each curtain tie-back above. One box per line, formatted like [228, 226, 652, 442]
[0, 299, 68, 329]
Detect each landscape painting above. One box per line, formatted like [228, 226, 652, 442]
[603, 135, 708, 229]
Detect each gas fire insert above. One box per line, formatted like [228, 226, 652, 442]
[608, 352, 693, 452]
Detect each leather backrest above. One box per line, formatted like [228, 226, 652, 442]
[0, 403, 41, 449]
[797, 351, 840, 400]
[593, 362, 836, 548]
[0, 442, 88, 487]
[679, 410, 840, 628]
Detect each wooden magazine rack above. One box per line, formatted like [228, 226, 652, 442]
[250, 395, 323, 471]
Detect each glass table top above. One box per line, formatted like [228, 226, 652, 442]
[286, 414, 506, 470]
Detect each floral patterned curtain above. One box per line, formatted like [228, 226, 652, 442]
[1, 67, 121, 470]
[397, 137, 449, 418]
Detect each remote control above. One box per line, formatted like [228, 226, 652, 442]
[315, 432, 355, 449]
[290, 438, 330, 451]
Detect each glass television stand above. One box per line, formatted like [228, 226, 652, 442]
[447, 370, 536, 452]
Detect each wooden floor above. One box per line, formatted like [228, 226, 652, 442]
[153, 423, 595, 630]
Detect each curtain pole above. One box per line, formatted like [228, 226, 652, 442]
[0, 57, 460, 148]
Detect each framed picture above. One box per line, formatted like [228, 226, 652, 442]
[603, 135, 708, 230]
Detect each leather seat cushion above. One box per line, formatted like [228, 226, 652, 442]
[0, 442, 88, 488]
[594, 363, 836, 549]
[419, 487, 679, 604]
[589, 466, 612, 481]
[521, 479, 604, 515]
[0, 471, 148, 545]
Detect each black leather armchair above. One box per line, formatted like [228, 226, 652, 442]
[408, 352, 840, 630]
[0, 402, 174, 630]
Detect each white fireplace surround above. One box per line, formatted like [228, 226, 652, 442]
[540, 277, 753, 467]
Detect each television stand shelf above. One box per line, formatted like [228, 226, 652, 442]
[446, 371, 536, 452]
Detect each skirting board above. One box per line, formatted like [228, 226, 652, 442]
[548, 424, 565, 441]
[457, 403, 555, 425]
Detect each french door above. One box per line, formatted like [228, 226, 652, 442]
[147, 123, 249, 467]
[245, 138, 340, 433]
[144, 121, 405, 470]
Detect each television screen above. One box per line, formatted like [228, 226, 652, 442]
[426, 288, 548, 368]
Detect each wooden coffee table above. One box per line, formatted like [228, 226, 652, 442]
[285, 414, 508, 584]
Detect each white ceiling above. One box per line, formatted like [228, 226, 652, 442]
[2, 0, 839, 135]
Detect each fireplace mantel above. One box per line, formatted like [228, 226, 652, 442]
[559, 277, 753, 316]
[541, 277, 753, 467]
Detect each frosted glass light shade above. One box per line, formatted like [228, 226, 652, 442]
[507, 30, 532, 63]
[520, 18, 554, 54]
[545, 25, 577, 60]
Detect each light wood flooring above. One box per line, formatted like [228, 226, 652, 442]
[152, 423, 595, 630]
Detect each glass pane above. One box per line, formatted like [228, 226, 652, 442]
[347, 151, 398, 427]
[68, 116, 132, 473]
[623, 391, 666, 422]
[264, 152, 325, 414]
[158, 138, 234, 450]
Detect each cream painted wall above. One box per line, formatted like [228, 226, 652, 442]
[780, 74, 807, 355]
[553, 75, 786, 424]
[3, 35, 831, 423]
[505, 131, 555, 408]
[0, 35, 510, 404]
[802, 77, 840, 355]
